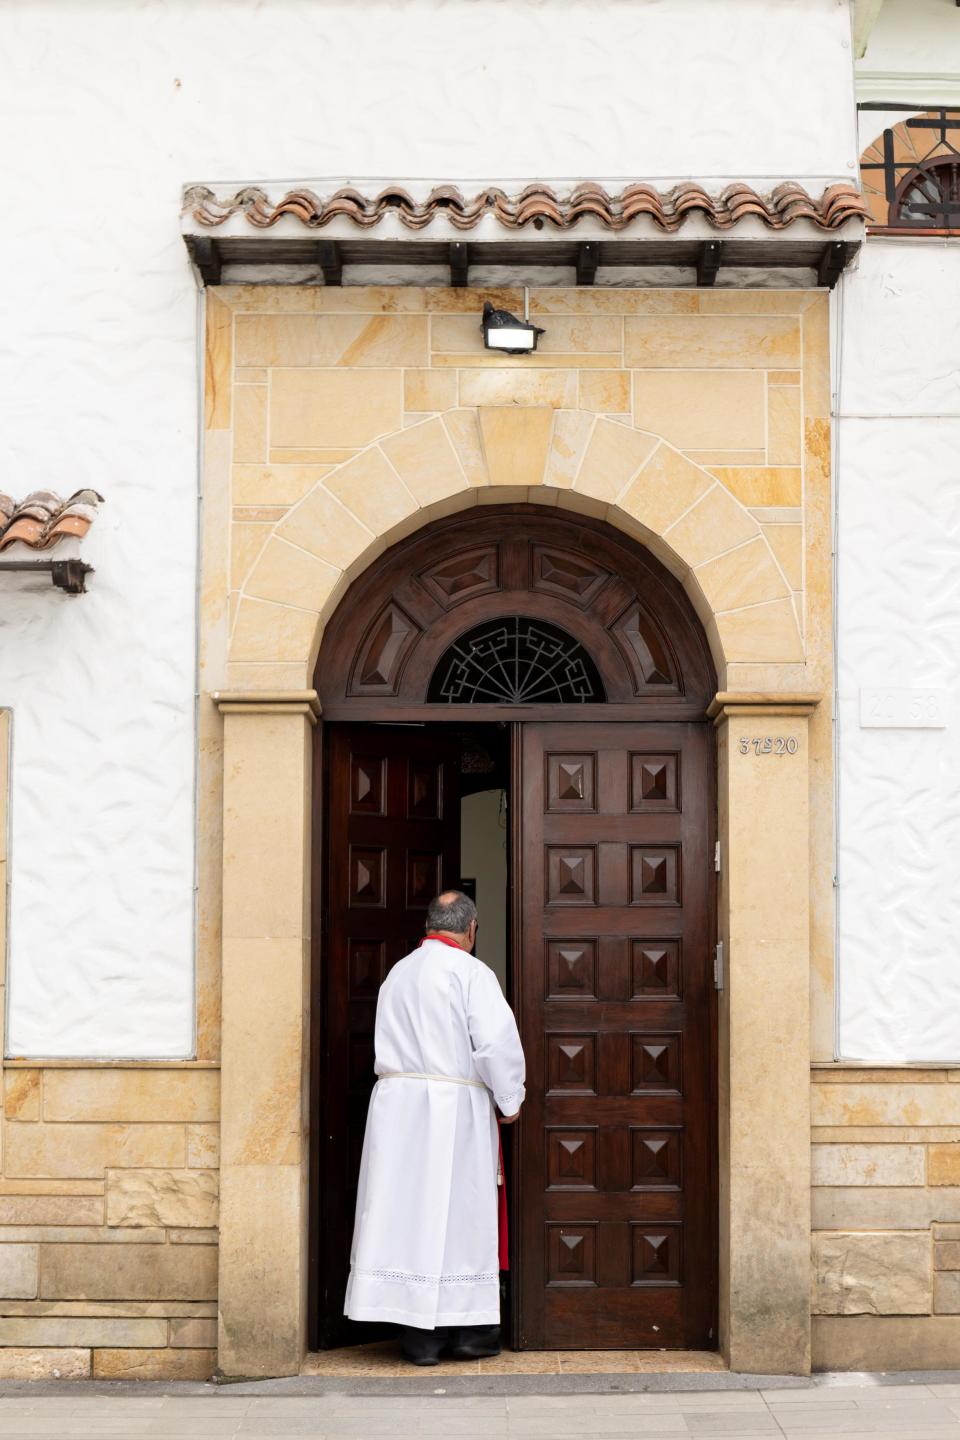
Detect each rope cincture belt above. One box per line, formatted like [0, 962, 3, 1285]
[378, 1070, 487, 1089]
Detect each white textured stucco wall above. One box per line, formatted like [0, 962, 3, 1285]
[1, 0, 856, 1056]
[836, 240, 960, 1061]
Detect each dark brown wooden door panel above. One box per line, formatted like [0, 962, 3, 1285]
[319, 725, 461, 1347]
[516, 722, 715, 1350]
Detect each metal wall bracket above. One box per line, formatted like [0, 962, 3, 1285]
[0, 559, 94, 595]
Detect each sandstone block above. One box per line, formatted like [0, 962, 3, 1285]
[270, 369, 401, 450]
[460, 370, 575, 408]
[169, 1316, 218, 1348]
[403, 369, 457, 414]
[381, 416, 469, 506]
[0, 1347, 89, 1379]
[934, 1272, 960, 1314]
[811, 1144, 926, 1188]
[229, 598, 319, 666]
[578, 370, 630, 415]
[929, 1145, 960, 1186]
[40, 1243, 218, 1301]
[324, 447, 417, 535]
[4, 1122, 185, 1178]
[93, 1347, 216, 1380]
[767, 384, 801, 465]
[235, 313, 428, 369]
[812, 1083, 960, 1128]
[106, 1169, 218, 1229]
[0, 1300, 216, 1318]
[936, 1241, 960, 1268]
[43, 1068, 219, 1123]
[813, 1314, 960, 1372]
[0, 1244, 37, 1299]
[0, 1180, 104, 1196]
[168, 1228, 218, 1245]
[233, 385, 267, 463]
[0, 1316, 167, 1347]
[477, 407, 554, 488]
[0, 1196, 103, 1226]
[625, 314, 800, 369]
[632, 368, 765, 451]
[813, 1187, 960, 1229]
[0, 1226, 162, 1243]
[4, 1070, 40, 1120]
[812, 1231, 931, 1316]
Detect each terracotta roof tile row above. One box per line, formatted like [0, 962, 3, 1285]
[184, 180, 869, 234]
[0, 490, 103, 553]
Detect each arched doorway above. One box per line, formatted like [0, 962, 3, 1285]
[310, 504, 718, 1352]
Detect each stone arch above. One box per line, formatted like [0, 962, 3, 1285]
[229, 407, 804, 687]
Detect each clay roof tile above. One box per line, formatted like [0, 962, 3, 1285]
[0, 489, 104, 553]
[183, 179, 869, 234]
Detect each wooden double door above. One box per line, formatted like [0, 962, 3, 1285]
[315, 719, 715, 1351]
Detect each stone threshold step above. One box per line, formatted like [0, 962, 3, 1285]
[301, 1343, 726, 1381]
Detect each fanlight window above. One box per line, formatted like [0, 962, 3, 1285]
[894, 158, 960, 229]
[428, 617, 606, 705]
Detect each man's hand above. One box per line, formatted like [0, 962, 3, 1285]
[499, 1111, 521, 1125]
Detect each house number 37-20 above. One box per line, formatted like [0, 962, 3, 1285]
[739, 736, 799, 756]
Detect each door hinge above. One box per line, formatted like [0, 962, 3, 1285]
[714, 841, 721, 872]
[714, 941, 724, 992]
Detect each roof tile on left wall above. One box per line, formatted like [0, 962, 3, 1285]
[0, 490, 103, 552]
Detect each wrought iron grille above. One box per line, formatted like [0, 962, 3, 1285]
[428, 617, 606, 704]
[896, 157, 960, 227]
[861, 108, 960, 229]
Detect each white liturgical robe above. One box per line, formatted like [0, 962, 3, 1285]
[344, 937, 526, 1329]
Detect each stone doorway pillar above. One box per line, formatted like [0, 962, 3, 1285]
[711, 692, 820, 1376]
[214, 690, 319, 1379]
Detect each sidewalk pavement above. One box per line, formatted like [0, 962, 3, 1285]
[0, 1374, 960, 1439]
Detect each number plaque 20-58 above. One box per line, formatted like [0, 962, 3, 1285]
[738, 736, 799, 756]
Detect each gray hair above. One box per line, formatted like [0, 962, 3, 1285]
[426, 890, 477, 935]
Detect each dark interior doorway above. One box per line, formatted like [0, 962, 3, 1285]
[314, 722, 514, 1350]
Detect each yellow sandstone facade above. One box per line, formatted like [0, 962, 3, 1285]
[0, 288, 955, 1378]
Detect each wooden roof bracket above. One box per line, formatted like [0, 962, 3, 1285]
[317, 240, 342, 286]
[697, 239, 723, 286]
[576, 242, 599, 285]
[449, 241, 469, 288]
[817, 241, 848, 288]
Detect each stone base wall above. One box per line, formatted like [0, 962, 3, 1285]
[0, 1063, 219, 1379]
[811, 1064, 960, 1370]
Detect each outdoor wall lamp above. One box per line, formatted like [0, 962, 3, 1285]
[481, 298, 545, 354]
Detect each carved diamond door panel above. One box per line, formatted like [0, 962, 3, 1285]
[321, 725, 461, 1347]
[517, 723, 714, 1350]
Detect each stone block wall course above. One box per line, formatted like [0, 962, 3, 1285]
[0, 1064, 219, 1380]
[811, 1066, 960, 1367]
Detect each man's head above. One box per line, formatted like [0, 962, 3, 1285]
[426, 890, 478, 952]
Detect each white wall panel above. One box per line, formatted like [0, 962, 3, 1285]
[0, 0, 855, 1055]
[837, 243, 960, 1061]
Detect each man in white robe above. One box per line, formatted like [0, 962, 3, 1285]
[344, 890, 526, 1365]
